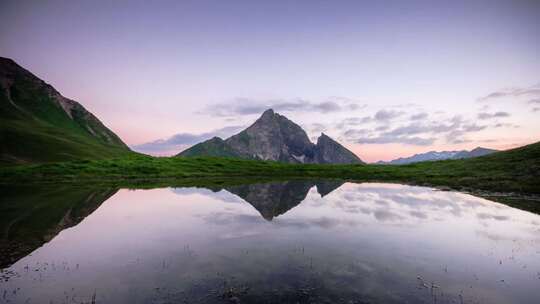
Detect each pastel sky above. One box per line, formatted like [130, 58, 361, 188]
[1, 0, 539, 162]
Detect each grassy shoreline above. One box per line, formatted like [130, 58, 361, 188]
[1, 141, 540, 217]
[1, 141, 539, 194]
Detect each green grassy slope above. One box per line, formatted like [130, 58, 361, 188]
[0, 119, 131, 164]
[177, 137, 246, 158]
[2, 141, 539, 195]
[0, 57, 131, 164]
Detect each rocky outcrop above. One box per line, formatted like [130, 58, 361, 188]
[314, 133, 363, 164]
[178, 109, 363, 164]
[225, 109, 315, 162]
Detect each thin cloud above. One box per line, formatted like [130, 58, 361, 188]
[477, 111, 510, 120]
[382, 123, 431, 137]
[374, 109, 405, 121]
[308, 123, 327, 133]
[132, 125, 245, 154]
[342, 113, 488, 146]
[445, 130, 472, 144]
[356, 135, 435, 146]
[337, 109, 422, 132]
[335, 116, 372, 129]
[493, 123, 519, 128]
[477, 83, 540, 102]
[410, 112, 428, 120]
[343, 128, 372, 138]
[462, 123, 486, 132]
[200, 97, 364, 117]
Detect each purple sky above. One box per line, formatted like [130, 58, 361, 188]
[1, 0, 539, 162]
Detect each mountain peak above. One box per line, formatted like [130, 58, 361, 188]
[0, 56, 17, 66]
[179, 110, 363, 164]
[261, 108, 275, 117]
[315, 133, 363, 164]
[471, 146, 488, 152]
[318, 133, 330, 141]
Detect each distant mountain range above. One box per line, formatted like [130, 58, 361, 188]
[0, 57, 130, 163]
[376, 147, 498, 165]
[178, 109, 363, 164]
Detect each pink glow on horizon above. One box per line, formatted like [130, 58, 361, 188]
[2, 0, 538, 162]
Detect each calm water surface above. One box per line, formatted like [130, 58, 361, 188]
[1, 181, 539, 304]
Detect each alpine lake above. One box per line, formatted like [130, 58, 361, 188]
[1, 180, 539, 304]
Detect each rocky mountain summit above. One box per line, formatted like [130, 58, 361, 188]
[178, 109, 363, 164]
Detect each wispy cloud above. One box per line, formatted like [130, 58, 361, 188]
[335, 116, 372, 129]
[199, 97, 364, 117]
[374, 109, 405, 121]
[493, 122, 519, 128]
[477, 83, 540, 102]
[356, 135, 436, 146]
[132, 125, 244, 155]
[477, 111, 510, 120]
[410, 112, 428, 120]
[341, 113, 490, 146]
[307, 123, 327, 133]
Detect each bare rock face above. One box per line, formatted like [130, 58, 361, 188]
[314, 133, 363, 164]
[179, 109, 364, 164]
[225, 109, 315, 162]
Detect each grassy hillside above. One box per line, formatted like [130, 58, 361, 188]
[0, 57, 131, 164]
[1, 141, 539, 195]
[0, 119, 131, 164]
[177, 137, 246, 158]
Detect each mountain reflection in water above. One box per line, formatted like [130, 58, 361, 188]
[1, 181, 539, 304]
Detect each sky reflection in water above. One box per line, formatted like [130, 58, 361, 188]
[1, 182, 539, 304]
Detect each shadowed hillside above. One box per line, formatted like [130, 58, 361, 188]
[0, 57, 130, 164]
